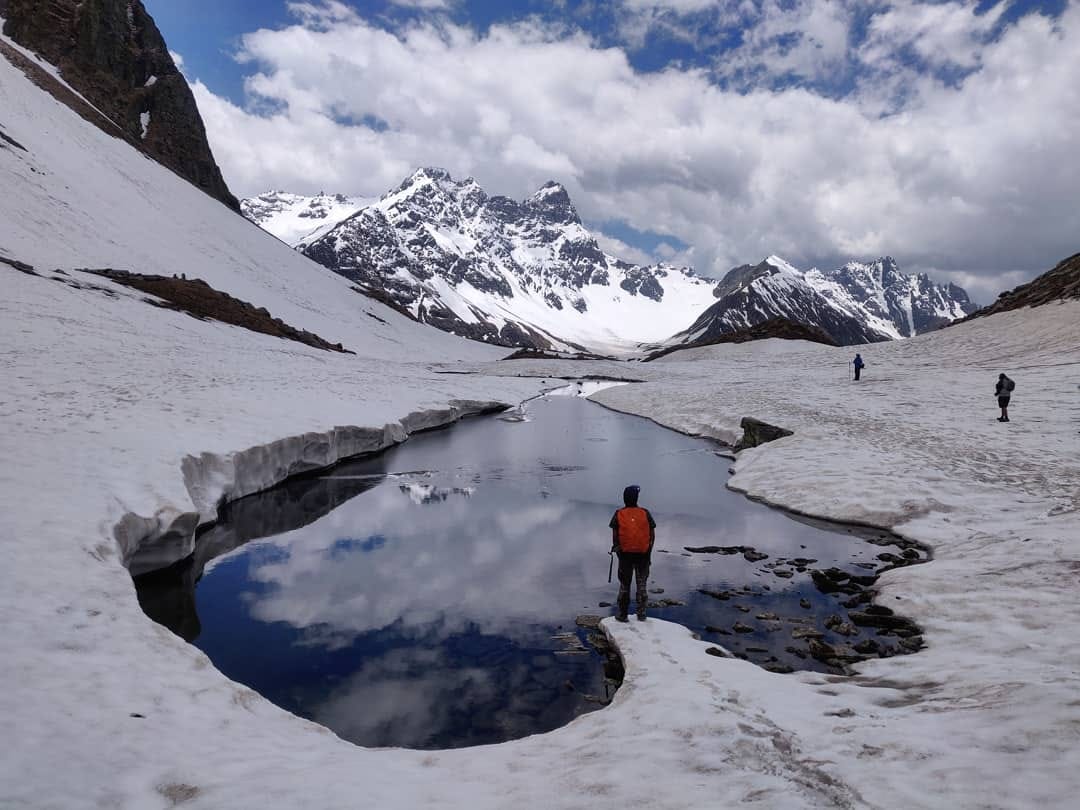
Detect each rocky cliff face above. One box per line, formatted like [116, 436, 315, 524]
[824, 257, 977, 336]
[1, 0, 238, 211]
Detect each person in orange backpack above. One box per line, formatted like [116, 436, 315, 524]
[609, 485, 656, 622]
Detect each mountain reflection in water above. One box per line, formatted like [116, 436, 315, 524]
[134, 395, 909, 749]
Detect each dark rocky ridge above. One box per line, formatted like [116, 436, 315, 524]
[694, 260, 892, 346]
[1, 0, 238, 211]
[956, 252, 1080, 323]
[644, 317, 837, 361]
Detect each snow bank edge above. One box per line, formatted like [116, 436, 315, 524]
[115, 399, 510, 572]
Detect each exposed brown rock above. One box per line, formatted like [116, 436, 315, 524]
[1, 0, 239, 211]
[732, 417, 794, 451]
[85, 269, 351, 353]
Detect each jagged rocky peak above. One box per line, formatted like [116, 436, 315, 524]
[384, 167, 489, 221]
[394, 166, 454, 193]
[676, 253, 978, 348]
[1, 0, 239, 211]
[524, 181, 580, 225]
[833, 256, 901, 288]
[712, 257, 793, 298]
[275, 169, 718, 351]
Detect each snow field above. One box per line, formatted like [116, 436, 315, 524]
[3, 34, 1080, 810]
[587, 301, 1080, 808]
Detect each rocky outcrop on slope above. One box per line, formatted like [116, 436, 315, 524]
[956, 252, 1080, 323]
[86, 269, 350, 352]
[733, 417, 794, 451]
[1, 0, 238, 211]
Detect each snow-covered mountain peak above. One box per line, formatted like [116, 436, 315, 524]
[242, 190, 373, 247]
[764, 255, 802, 276]
[524, 181, 579, 225]
[242, 176, 976, 351]
[679, 254, 978, 347]
[271, 170, 717, 352]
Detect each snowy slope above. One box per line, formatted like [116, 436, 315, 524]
[0, 55, 502, 365]
[672, 255, 977, 347]
[241, 190, 373, 248]
[251, 170, 719, 354]
[4, 25, 1080, 810]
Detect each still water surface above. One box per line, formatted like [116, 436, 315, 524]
[135, 392, 909, 749]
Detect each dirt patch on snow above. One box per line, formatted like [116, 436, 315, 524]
[86, 268, 352, 353]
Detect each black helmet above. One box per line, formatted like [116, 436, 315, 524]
[623, 485, 641, 506]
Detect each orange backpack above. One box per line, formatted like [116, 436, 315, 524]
[615, 507, 651, 553]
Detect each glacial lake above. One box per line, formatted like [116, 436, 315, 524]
[134, 389, 921, 750]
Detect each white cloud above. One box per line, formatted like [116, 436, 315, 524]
[388, 0, 456, 8]
[714, 0, 856, 86]
[621, 0, 725, 11]
[592, 230, 657, 265]
[860, 1, 1008, 72]
[195, 1, 1080, 294]
[284, 0, 359, 28]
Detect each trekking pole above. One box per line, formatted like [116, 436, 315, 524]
[607, 550, 614, 583]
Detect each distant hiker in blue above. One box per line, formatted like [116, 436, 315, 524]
[996, 373, 1015, 422]
[853, 353, 865, 381]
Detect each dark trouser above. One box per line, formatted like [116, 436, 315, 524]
[854, 366, 861, 380]
[616, 552, 650, 617]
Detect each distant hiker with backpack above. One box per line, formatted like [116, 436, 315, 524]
[853, 353, 865, 381]
[609, 485, 656, 622]
[996, 373, 1015, 422]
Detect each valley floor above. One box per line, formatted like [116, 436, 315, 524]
[3, 39, 1080, 809]
[3, 264, 1078, 808]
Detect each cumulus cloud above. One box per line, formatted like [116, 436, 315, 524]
[860, 1, 1008, 72]
[593, 231, 658, 265]
[714, 0, 857, 87]
[194, 0, 1080, 296]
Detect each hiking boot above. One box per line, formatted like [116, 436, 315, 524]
[615, 613, 629, 623]
[998, 417, 1006, 422]
[636, 608, 647, 622]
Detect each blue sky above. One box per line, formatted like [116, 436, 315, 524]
[146, 0, 1067, 102]
[144, 0, 1079, 298]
